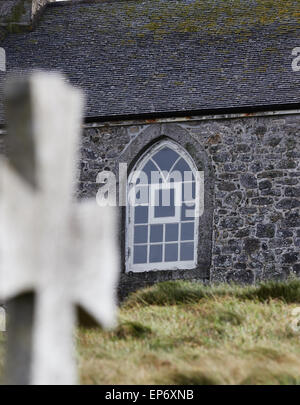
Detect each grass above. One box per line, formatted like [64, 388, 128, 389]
[0, 279, 300, 384]
[0, 333, 4, 381]
[76, 279, 300, 385]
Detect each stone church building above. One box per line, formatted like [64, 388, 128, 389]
[0, 0, 300, 296]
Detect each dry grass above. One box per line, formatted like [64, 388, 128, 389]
[0, 279, 299, 384]
[0, 333, 4, 380]
[76, 280, 300, 385]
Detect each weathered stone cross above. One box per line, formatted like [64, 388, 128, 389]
[0, 72, 119, 385]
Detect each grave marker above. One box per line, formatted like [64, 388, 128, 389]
[0, 72, 119, 385]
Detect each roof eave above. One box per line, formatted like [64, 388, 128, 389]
[83, 102, 300, 124]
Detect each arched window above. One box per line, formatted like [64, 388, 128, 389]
[126, 140, 203, 273]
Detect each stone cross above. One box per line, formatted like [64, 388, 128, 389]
[0, 47, 5, 72]
[0, 72, 119, 385]
[0, 306, 5, 332]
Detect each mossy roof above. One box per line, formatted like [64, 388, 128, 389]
[0, 0, 300, 123]
[0, 0, 31, 26]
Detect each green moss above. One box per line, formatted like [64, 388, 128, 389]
[262, 47, 280, 53]
[4, 0, 27, 24]
[123, 0, 300, 38]
[153, 73, 167, 79]
[1, 0, 32, 35]
[7, 23, 30, 34]
[120, 38, 137, 46]
[4, 0, 300, 50]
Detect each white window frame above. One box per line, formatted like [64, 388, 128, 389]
[126, 140, 203, 273]
[149, 182, 182, 224]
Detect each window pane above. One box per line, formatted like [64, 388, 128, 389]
[134, 225, 148, 244]
[149, 244, 163, 262]
[141, 160, 157, 184]
[165, 223, 179, 241]
[180, 242, 194, 261]
[181, 203, 195, 221]
[181, 222, 194, 241]
[155, 205, 176, 218]
[152, 147, 179, 172]
[173, 158, 194, 181]
[154, 188, 175, 218]
[132, 185, 148, 206]
[150, 224, 163, 242]
[133, 245, 147, 264]
[183, 181, 196, 201]
[134, 206, 148, 224]
[165, 243, 178, 262]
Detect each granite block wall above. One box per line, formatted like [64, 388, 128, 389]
[78, 113, 300, 296]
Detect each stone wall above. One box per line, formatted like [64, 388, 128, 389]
[32, 0, 55, 16]
[0, 0, 54, 36]
[78, 112, 300, 297]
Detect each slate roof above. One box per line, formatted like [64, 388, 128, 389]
[0, 0, 300, 124]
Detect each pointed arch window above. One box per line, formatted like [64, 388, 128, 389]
[126, 140, 203, 273]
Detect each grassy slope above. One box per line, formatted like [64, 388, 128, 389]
[0, 332, 4, 380]
[0, 280, 299, 384]
[77, 280, 300, 385]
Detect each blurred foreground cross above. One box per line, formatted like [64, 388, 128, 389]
[0, 72, 119, 385]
